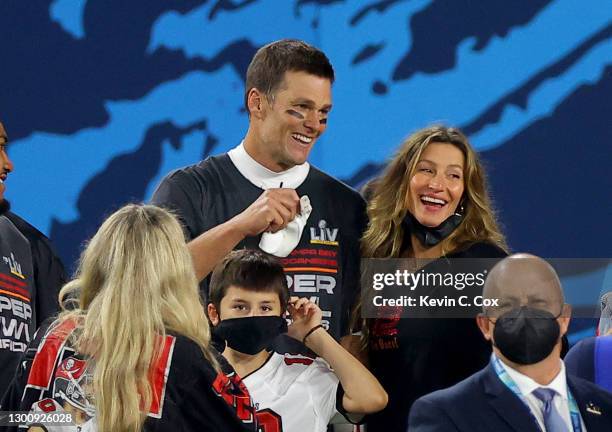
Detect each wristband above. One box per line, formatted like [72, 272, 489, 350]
[303, 324, 324, 344]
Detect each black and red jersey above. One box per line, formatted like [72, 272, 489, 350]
[1, 319, 258, 431]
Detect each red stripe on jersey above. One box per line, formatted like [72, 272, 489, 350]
[212, 372, 255, 423]
[283, 267, 338, 274]
[27, 319, 78, 389]
[0, 279, 31, 299]
[147, 334, 175, 418]
[0, 272, 27, 287]
[283, 355, 314, 366]
[256, 408, 282, 432]
[0, 288, 30, 302]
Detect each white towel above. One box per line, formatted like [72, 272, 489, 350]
[259, 195, 312, 257]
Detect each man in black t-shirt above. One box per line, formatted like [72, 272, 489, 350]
[0, 121, 66, 398]
[151, 39, 366, 344]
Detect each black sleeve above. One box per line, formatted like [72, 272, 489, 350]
[5, 213, 66, 327]
[455, 242, 508, 259]
[31, 236, 66, 327]
[0, 319, 53, 412]
[150, 170, 205, 241]
[0, 347, 32, 412]
[159, 339, 257, 432]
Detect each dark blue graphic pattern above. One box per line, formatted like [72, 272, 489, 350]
[1, 0, 610, 338]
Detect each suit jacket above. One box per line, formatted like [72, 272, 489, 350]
[408, 363, 612, 431]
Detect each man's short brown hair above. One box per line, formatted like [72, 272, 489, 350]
[244, 39, 335, 112]
[209, 249, 290, 312]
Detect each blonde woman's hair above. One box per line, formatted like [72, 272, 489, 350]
[58, 204, 217, 432]
[362, 125, 507, 258]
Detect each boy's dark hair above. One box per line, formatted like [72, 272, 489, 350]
[244, 39, 335, 111]
[209, 249, 290, 312]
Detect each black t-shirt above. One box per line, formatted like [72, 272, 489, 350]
[0, 319, 258, 432]
[366, 242, 507, 432]
[0, 212, 66, 397]
[151, 154, 367, 341]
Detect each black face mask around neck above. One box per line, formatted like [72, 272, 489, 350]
[402, 211, 463, 248]
[492, 306, 561, 365]
[214, 316, 288, 355]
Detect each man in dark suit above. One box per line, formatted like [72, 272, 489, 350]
[408, 254, 612, 431]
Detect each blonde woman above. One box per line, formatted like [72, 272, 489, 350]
[360, 126, 508, 432]
[2, 205, 256, 432]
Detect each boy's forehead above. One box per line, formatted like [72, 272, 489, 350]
[224, 285, 281, 302]
[0, 122, 6, 140]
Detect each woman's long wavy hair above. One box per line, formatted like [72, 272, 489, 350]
[58, 204, 217, 432]
[362, 125, 507, 258]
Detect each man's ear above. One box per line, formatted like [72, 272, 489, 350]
[207, 303, 220, 326]
[476, 314, 493, 341]
[558, 303, 572, 336]
[247, 88, 265, 119]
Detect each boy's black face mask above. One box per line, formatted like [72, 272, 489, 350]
[214, 316, 288, 355]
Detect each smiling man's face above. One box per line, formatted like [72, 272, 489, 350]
[255, 70, 332, 172]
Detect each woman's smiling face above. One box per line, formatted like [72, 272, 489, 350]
[406, 142, 465, 227]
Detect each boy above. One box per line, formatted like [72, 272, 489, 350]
[207, 249, 387, 432]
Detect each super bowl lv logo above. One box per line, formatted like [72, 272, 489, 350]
[3, 252, 24, 279]
[309, 220, 339, 246]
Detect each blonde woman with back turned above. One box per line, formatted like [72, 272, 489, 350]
[1, 204, 257, 432]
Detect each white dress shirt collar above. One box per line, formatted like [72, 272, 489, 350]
[499, 357, 569, 401]
[494, 354, 586, 431]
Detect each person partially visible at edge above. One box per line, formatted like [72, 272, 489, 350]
[355, 126, 509, 432]
[1, 205, 257, 432]
[207, 249, 387, 432]
[596, 291, 612, 336]
[408, 254, 612, 431]
[0, 121, 66, 399]
[151, 39, 367, 351]
[564, 292, 612, 393]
